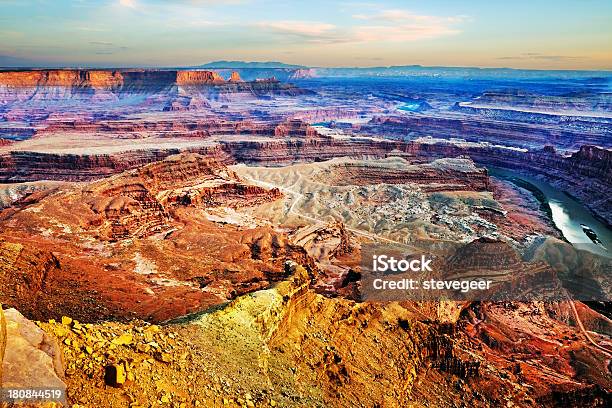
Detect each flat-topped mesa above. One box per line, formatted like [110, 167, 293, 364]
[274, 119, 319, 138]
[0, 69, 233, 89]
[0, 69, 312, 105]
[462, 89, 612, 112]
[0, 69, 125, 88]
[175, 70, 225, 85]
[0, 69, 307, 89]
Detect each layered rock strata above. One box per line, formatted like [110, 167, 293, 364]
[365, 112, 612, 151]
[0, 154, 310, 322]
[1, 135, 609, 222]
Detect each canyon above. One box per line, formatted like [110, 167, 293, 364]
[0, 68, 610, 407]
[2, 132, 609, 225]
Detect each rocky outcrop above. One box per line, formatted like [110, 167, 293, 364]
[175, 70, 224, 85]
[83, 154, 283, 240]
[0, 69, 312, 109]
[19, 262, 608, 407]
[163, 95, 212, 112]
[0, 241, 61, 305]
[324, 158, 490, 192]
[0, 154, 311, 323]
[1, 308, 66, 393]
[0, 144, 231, 182]
[0, 305, 4, 384]
[196, 263, 486, 406]
[273, 119, 318, 138]
[33, 117, 310, 137]
[228, 71, 243, 82]
[0, 69, 221, 89]
[460, 89, 612, 114]
[567, 145, 612, 185]
[221, 135, 405, 164]
[0, 69, 125, 88]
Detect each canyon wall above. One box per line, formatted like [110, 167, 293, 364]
[0, 69, 229, 89]
[2, 137, 608, 224]
[365, 114, 612, 151]
[0, 69, 311, 106]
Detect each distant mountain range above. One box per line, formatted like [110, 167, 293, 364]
[195, 61, 307, 69]
[192, 62, 610, 81]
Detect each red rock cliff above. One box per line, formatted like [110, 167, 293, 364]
[0, 70, 125, 88]
[0, 69, 227, 88]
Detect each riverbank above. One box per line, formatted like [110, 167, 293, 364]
[488, 167, 611, 258]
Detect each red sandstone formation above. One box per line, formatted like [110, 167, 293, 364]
[440, 238, 560, 301]
[0, 69, 311, 113]
[228, 71, 243, 82]
[274, 119, 318, 138]
[0, 69, 224, 88]
[2, 132, 609, 223]
[322, 159, 490, 192]
[0, 69, 125, 88]
[459, 301, 611, 406]
[0, 154, 313, 322]
[175, 70, 224, 85]
[482, 177, 558, 241]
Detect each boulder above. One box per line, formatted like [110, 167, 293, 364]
[1, 308, 65, 391]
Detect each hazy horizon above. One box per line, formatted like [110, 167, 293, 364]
[1, 0, 611, 70]
[1, 61, 612, 73]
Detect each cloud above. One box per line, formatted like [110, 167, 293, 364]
[256, 9, 464, 45]
[353, 24, 459, 42]
[350, 9, 464, 42]
[353, 9, 464, 24]
[118, 0, 137, 8]
[256, 21, 337, 39]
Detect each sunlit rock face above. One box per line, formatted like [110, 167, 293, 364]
[1, 308, 66, 391]
[0, 154, 316, 323]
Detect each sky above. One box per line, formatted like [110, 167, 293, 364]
[0, 0, 611, 70]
